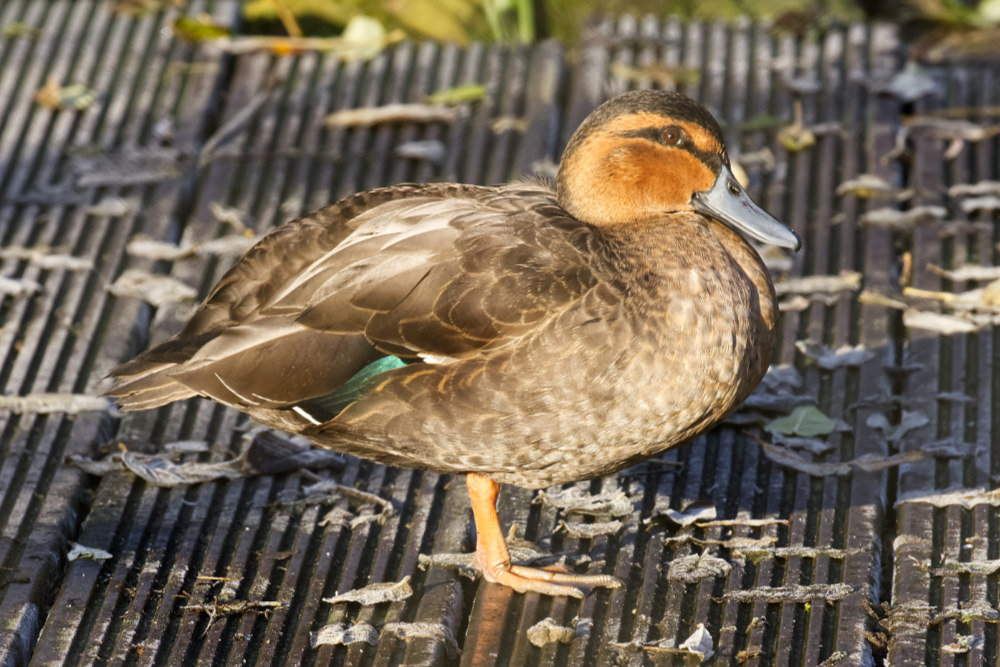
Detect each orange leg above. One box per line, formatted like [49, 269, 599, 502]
[466, 472, 622, 599]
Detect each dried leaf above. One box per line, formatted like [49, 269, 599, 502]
[774, 271, 862, 297]
[717, 583, 854, 603]
[126, 235, 193, 261]
[0, 275, 41, 296]
[927, 263, 1000, 282]
[311, 622, 379, 647]
[1, 22, 41, 39]
[667, 554, 732, 583]
[860, 206, 947, 232]
[34, 76, 97, 111]
[163, 440, 211, 454]
[380, 622, 459, 658]
[209, 202, 250, 231]
[424, 83, 487, 106]
[949, 181, 1000, 197]
[0, 247, 93, 271]
[325, 104, 458, 127]
[73, 147, 187, 187]
[778, 123, 816, 152]
[526, 618, 576, 647]
[557, 519, 623, 539]
[395, 139, 447, 164]
[655, 502, 717, 527]
[902, 308, 979, 334]
[835, 174, 906, 199]
[0, 393, 111, 414]
[897, 487, 1000, 508]
[533, 487, 632, 518]
[760, 440, 925, 477]
[108, 269, 198, 307]
[678, 624, 715, 660]
[67, 542, 113, 561]
[323, 576, 412, 605]
[172, 14, 232, 42]
[796, 341, 875, 369]
[961, 195, 1000, 214]
[865, 410, 930, 444]
[766, 405, 837, 437]
[85, 195, 139, 217]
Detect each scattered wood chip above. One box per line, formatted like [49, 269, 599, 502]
[311, 621, 378, 647]
[858, 290, 908, 309]
[533, 487, 632, 518]
[417, 552, 478, 579]
[108, 269, 198, 307]
[34, 76, 97, 111]
[323, 576, 412, 605]
[324, 104, 458, 128]
[557, 519, 623, 539]
[667, 554, 732, 583]
[717, 583, 853, 603]
[897, 487, 1000, 508]
[380, 622, 459, 658]
[209, 202, 251, 231]
[694, 517, 790, 529]
[796, 341, 875, 369]
[0, 393, 111, 415]
[679, 624, 715, 661]
[67, 542, 113, 561]
[766, 405, 836, 437]
[902, 308, 979, 334]
[0, 275, 41, 296]
[924, 558, 1000, 577]
[860, 205, 948, 232]
[526, 617, 576, 647]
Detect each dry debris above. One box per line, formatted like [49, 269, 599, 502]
[311, 621, 379, 647]
[717, 583, 853, 604]
[533, 487, 632, 518]
[860, 206, 947, 232]
[774, 271, 862, 303]
[323, 576, 412, 605]
[759, 439, 925, 477]
[126, 234, 255, 261]
[526, 617, 577, 647]
[557, 519, 623, 539]
[0, 247, 94, 271]
[835, 174, 910, 200]
[949, 181, 1000, 198]
[325, 104, 458, 128]
[653, 502, 717, 527]
[73, 147, 187, 187]
[67, 542, 113, 561]
[34, 76, 97, 111]
[107, 269, 198, 307]
[902, 308, 979, 334]
[897, 487, 1000, 509]
[796, 341, 875, 370]
[865, 410, 929, 445]
[0, 393, 112, 415]
[380, 622, 459, 658]
[0, 275, 41, 297]
[666, 554, 732, 583]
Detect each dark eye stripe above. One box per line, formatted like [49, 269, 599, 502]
[618, 126, 724, 173]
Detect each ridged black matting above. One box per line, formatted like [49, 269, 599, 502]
[2, 1, 999, 664]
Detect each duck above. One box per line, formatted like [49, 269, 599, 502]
[105, 90, 800, 598]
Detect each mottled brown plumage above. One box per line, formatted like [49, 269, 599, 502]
[106, 90, 800, 597]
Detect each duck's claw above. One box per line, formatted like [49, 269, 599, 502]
[467, 472, 621, 599]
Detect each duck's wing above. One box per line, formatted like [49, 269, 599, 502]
[106, 183, 600, 414]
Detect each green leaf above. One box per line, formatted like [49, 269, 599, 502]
[766, 405, 836, 437]
[424, 83, 488, 106]
[172, 15, 232, 42]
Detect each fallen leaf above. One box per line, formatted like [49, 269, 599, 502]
[860, 206, 947, 232]
[34, 76, 97, 111]
[902, 308, 979, 334]
[533, 487, 632, 518]
[323, 576, 413, 605]
[172, 14, 232, 42]
[108, 269, 198, 307]
[526, 617, 576, 647]
[796, 341, 875, 369]
[717, 583, 854, 603]
[0, 393, 111, 415]
[774, 271, 862, 297]
[766, 405, 837, 437]
[679, 623, 715, 660]
[424, 83, 488, 106]
[311, 622, 378, 647]
[926, 263, 1000, 282]
[67, 542, 113, 561]
[324, 103, 458, 127]
[667, 554, 731, 583]
[395, 139, 447, 164]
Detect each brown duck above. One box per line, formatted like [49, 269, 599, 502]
[106, 90, 800, 598]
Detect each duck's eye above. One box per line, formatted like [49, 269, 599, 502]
[662, 127, 683, 146]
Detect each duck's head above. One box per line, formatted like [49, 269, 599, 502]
[557, 90, 800, 250]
